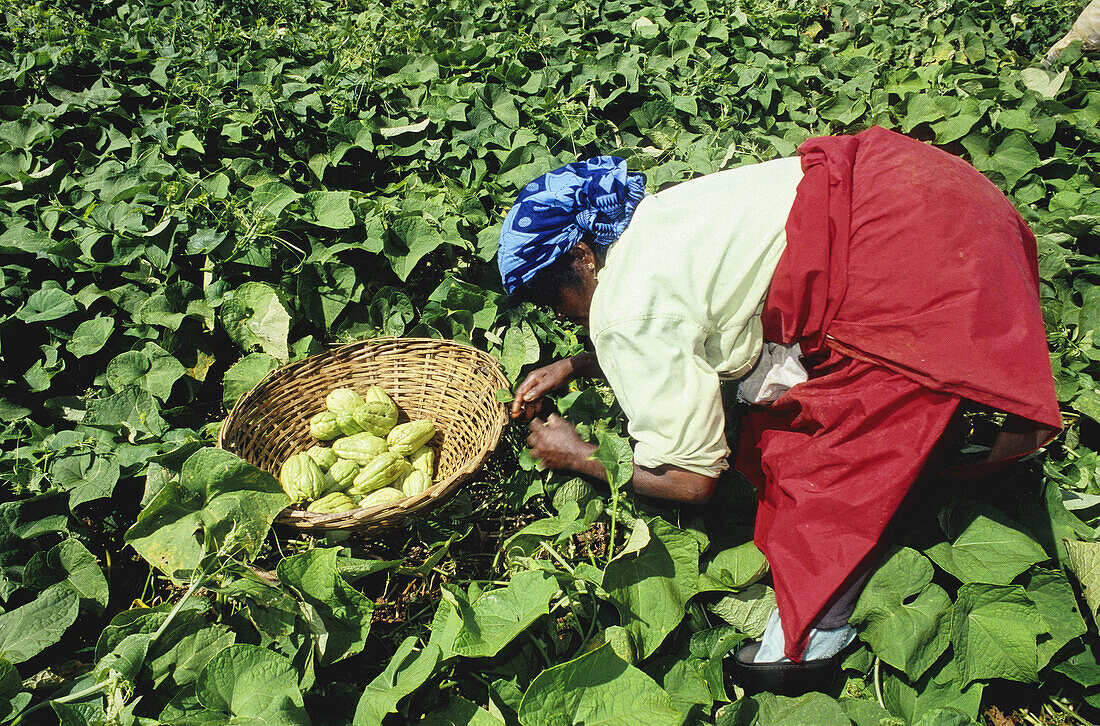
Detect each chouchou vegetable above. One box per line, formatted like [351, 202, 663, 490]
[307, 491, 358, 514]
[306, 445, 338, 471]
[400, 469, 431, 497]
[336, 409, 366, 437]
[359, 487, 405, 508]
[408, 445, 435, 479]
[352, 397, 399, 437]
[332, 432, 387, 464]
[350, 452, 410, 496]
[309, 412, 342, 441]
[326, 388, 364, 415]
[280, 452, 328, 503]
[387, 419, 435, 456]
[327, 458, 360, 491]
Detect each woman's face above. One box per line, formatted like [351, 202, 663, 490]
[551, 244, 599, 329]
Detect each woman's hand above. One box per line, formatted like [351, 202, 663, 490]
[511, 359, 577, 419]
[527, 414, 596, 470]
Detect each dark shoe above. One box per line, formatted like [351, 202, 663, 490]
[726, 641, 841, 696]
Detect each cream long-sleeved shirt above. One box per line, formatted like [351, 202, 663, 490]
[587, 156, 804, 477]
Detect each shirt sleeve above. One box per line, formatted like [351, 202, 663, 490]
[593, 315, 730, 478]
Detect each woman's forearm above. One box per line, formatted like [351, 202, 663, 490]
[553, 439, 717, 505]
[569, 352, 603, 378]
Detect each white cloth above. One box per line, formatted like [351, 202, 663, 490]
[588, 157, 804, 477]
[755, 607, 856, 663]
[737, 341, 808, 405]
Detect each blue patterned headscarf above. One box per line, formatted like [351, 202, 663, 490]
[497, 157, 647, 296]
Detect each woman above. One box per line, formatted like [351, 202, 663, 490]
[496, 127, 1061, 672]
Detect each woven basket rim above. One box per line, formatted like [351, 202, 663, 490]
[218, 336, 510, 534]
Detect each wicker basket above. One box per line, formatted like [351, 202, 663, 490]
[218, 337, 510, 533]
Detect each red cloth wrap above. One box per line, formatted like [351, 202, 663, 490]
[737, 126, 1061, 661]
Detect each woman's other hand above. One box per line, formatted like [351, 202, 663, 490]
[511, 359, 577, 419]
[527, 414, 595, 470]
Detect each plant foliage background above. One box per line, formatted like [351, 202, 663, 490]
[0, 0, 1098, 723]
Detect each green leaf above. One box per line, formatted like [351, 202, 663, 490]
[882, 655, 984, 724]
[0, 584, 79, 663]
[105, 343, 186, 402]
[49, 450, 120, 509]
[125, 448, 289, 580]
[84, 386, 169, 438]
[517, 644, 681, 726]
[592, 428, 633, 493]
[67, 316, 114, 357]
[1025, 568, 1087, 668]
[23, 539, 109, 616]
[250, 182, 302, 219]
[222, 352, 280, 410]
[699, 541, 770, 591]
[850, 547, 951, 680]
[390, 216, 445, 282]
[306, 191, 355, 229]
[707, 583, 776, 638]
[276, 548, 375, 665]
[1020, 67, 1069, 99]
[743, 691, 854, 726]
[422, 697, 506, 725]
[220, 282, 292, 362]
[196, 644, 309, 725]
[452, 569, 559, 658]
[604, 517, 701, 659]
[352, 637, 442, 726]
[15, 287, 76, 323]
[925, 501, 1048, 585]
[1064, 539, 1100, 626]
[984, 132, 1040, 190]
[950, 583, 1045, 686]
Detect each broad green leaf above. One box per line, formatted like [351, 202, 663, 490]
[699, 541, 769, 591]
[276, 548, 375, 665]
[950, 583, 1045, 686]
[0, 583, 79, 663]
[707, 583, 776, 638]
[352, 637, 442, 726]
[882, 655, 984, 724]
[67, 316, 113, 357]
[604, 517, 701, 659]
[49, 450, 120, 509]
[925, 501, 1048, 585]
[125, 448, 289, 580]
[850, 547, 951, 680]
[220, 282, 292, 362]
[148, 623, 235, 688]
[452, 569, 559, 658]
[1064, 539, 1100, 624]
[423, 697, 506, 726]
[592, 428, 633, 493]
[105, 343, 186, 402]
[838, 697, 903, 726]
[390, 216, 445, 282]
[984, 132, 1040, 190]
[1025, 568, 1087, 667]
[306, 191, 355, 229]
[1020, 67, 1069, 99]
[84, 386, 169, 438]
[250, 182, 301, 219]
[197, 644, 308, 725]
[745, 691, 853, 726]
[23, 538, 109, 616]
[222, 352, 280, 410]
[518, 644, 681, 726]
[15, 287, 76, 323]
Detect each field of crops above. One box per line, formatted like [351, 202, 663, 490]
[1, 0, 1099, 723]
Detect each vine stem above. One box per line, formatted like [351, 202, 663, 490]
[873, 657, 884, 709]
[1049, 698, 1097, 726]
